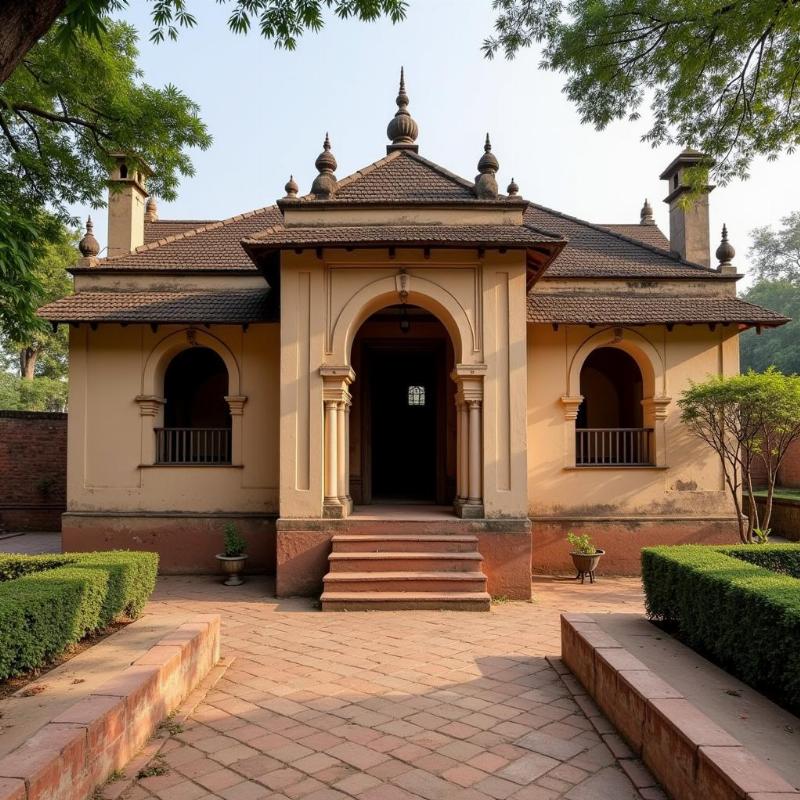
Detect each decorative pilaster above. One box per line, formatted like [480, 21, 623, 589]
[320, 366, 355, 518]
[467, 400, 482, 503]
[452, 364, 486, 518]
[560, 395, 584, 468]
[642, 396, 671, 467]
[225, 395, 247, 466]
[135, 394, 165, 465]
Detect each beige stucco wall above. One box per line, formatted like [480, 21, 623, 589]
[527, 322, 739, 519]
[67, 322, 280, 514]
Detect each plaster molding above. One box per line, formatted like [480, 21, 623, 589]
[135, 395, 165, 416]
[225, 395, 248, 416]
[560, 395, 584, 421]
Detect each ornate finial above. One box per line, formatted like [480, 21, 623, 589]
[716, 223, 736, 269]
[145, 196, 158, 223]
[284, 174, 299, 199]
[311, 133, 338, 199]
[640, 198, 654, 225]
[78, 216, 100, 258]
[387, 67, 419, 153]
[506, 177, 519, 197]
[475, 133, 499, 200]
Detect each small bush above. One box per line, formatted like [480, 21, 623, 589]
[642, 544, 800, 712]
[222, 523, 247, 557]
[0, 551, 159, 680]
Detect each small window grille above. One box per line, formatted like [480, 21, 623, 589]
[408, 386, 425, 406]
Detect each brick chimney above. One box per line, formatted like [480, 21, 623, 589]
[659, 149, 713, 267]
[107, 154, 151, 257]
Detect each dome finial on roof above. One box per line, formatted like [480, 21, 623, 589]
[311, 133, 338, 199]
[387, 67, 419, 154]
[474, 133, 499, 200]
[78, 215, 100, 258]
[145, 196, 158, 222]
[284, 174, 299, 199]
[716, 223, 736, 270]
[507, 177, 519, 197]
[640, 198, 654, 225]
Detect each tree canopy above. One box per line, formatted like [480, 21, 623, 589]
[484, 0, 800, 186]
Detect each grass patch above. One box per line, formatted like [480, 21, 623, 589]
[751, 488, 800, 502]
[642, 544, 800, 713]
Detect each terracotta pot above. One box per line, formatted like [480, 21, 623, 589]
[570, 549, 605, 583]
[216, 554, 248, 586]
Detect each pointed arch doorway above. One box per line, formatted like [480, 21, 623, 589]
[350, 305, 456, 506]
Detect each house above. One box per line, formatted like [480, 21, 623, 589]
[39, 73, 788, 609]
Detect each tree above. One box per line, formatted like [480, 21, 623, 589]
[740, 281, 800, 375]
[0, 221, 74, 380]
[0, 372, 68, 412]
[0, 17, 210, 335]
[484, 1, 800, 186]
[0, 0, 408, 86]
[749, 211, 800, 283]
[679, 370, 800, 543]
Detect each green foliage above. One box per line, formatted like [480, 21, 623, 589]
[0, 372, 68, 411]
[679, 370, 800, 542]
[567, 531, 596, 555]
[740, 280, 800, 375]
[483, 1, 800, 186]
[0, 550, 158, 680]
[641, 544, 800, 712]
[223, 523, 247, 557]
[749, 212, 800, 284]
[753, 527, 771, 544]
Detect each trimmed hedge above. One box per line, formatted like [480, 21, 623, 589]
[0, 551, 159, 680]
[0, 554, 71, 582]
[642, 544, 800, 712]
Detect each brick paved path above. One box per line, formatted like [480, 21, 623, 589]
[120, 577, 662, 800]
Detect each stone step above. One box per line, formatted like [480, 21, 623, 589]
[322, 570, 488, 594]
[321, 591, 491, 612]
[332, 534, 479, 554]
[328, 551, 482, 573]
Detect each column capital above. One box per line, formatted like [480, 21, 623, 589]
[135, 394, 165, 416]
[642, 396, 672, 420]
[560, 395, 584, 421]
[320, 365, 355, 384]
[467, 398, 482, 409]
[225, 395, 248, 416]
[452, 363, 487, 379]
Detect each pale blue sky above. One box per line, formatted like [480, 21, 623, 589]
[79, 0, 800, 283]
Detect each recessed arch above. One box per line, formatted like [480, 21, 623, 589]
[329, 274, 474, 366]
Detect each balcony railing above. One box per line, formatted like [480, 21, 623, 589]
[576, 428, 654, 466]
[155, 427, 232, 465]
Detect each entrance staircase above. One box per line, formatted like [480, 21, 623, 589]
[321, 531, 490, 611]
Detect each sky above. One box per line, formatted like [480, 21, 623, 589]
[77, 0, 800, 287]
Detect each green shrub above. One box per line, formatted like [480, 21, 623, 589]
[222, 523, 247, 557]
[642, 544, 800, 712]
[0, 551, 159, 680]
[0, 554, 71, 582]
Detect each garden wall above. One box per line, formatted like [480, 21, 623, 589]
[751, 438, 800, 489]
[0, 411, 67, 532]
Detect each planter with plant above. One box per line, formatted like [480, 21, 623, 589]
[216, 523, 248, 585]
[567, 532, 604, 584]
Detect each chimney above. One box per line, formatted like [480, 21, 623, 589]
[107, 153, 151, 257]
[659, 149, 713, 267]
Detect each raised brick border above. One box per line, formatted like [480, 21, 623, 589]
[561, 613, 800, 800]
[0, 615, 220, 800]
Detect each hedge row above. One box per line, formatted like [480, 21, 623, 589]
[641, 545, 800, 713]
[0, 554, 72, 582]
[0, 551, 159, 680]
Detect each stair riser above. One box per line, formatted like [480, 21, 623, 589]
[328, 557, 482, 573]
[333, 540, 478, 554]
[322, 599, 491, 612]
[323, 577, 487, 593]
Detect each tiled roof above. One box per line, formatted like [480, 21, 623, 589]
[144, 220, 216, 244]
[38, 289, 277, 323]
[242, 223, 562, 249]
[524, 205, 727, 279]
[600, 224, 670, 252]
[526, 293, 789, 326]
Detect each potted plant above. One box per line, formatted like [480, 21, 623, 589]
[567, 532, 604, 584]
[216, 523, 248, 585]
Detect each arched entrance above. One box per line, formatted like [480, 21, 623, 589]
[350, 305, 456, 505]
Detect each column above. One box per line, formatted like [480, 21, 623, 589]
[324, 400, 338, 502]
[468, 400, 482, 503]
[344, 400, 352, 509]
[337, 398, 347, 505]
[455, 397, 464, 502]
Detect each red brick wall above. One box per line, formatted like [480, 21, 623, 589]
[750, 438, 800, 489]
[0, 410, 67, 532]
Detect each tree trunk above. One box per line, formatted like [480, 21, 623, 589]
[19, 347, 38, 380]
[0, 0, 67, 85]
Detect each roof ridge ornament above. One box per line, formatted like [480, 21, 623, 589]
[507, 177, 519, 197]
[387, 67, 419, 153]
[145, 196, 158, 222]
[475, 133, 499, 200]
[284, 174, 299, 199]
[640, 198, 654, 225]
[311, 134, 338, 199]
[78, 216, 100, 258]
[716, 223, 736, 271]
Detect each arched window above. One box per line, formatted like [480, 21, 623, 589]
[576, 347, 652, 466]
[157, 347, 231, 464]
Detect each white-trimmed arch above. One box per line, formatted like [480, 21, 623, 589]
[141, 328, 242, 398]
[329, 274, 475, 366]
